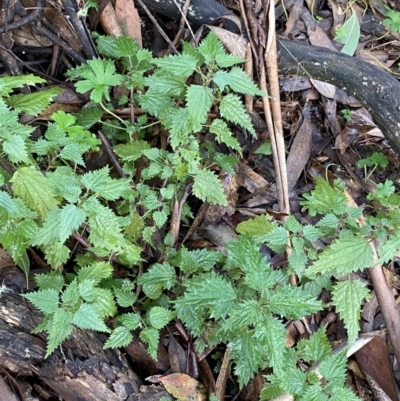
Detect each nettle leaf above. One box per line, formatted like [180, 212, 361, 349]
[378, 232, 400, 264]
[332, 280, 370, 344]
[77, 262, 114, 283]
[48, 166, 82, 203]
[0, 190, 36, 219]
[198, 31, 225, 65]
[192, 168, 227, 205]
[0, 74, 45, 97]
[73, 303, 110, 332]
[176, 273, 236, 319]
[229, 329, 266, 388]
[104, 326, 133, 349]
[59, 204, 86, 243]
[154, 53, 198, 77]
[186, 85, 213, 132]
[301, 178, 348, 216]
[215, 52, 244, 68]
[219, 94, 255, 135]
[302, 225, 323, 242]
[137, 263, 177, 299]
[60, 142, 89, 165]
[236, 214, 276, 243]
[81, 167, 131, 200]
[23, 289, 59, 314]
[140, 327, 160, 359]
[11, 167, 59, 218]
[45, 242, 70, 269]
[269, 286, 322, 318]
[75, 59, 123, 102]
[307, 235, 373, 276]
[319, 350, 347, 386]
[174, 247, 221, 273]
[264, 226, 288, 253]
[46, 308, 74, 357]
[138, 88, 174, 117]
[6, 87, 62, 116]
[35, 272, 64, 292]
[83, 197, 125, 248]
[148, 306, 175, 329]
[61, 278, 80, 307]
[144, 74, 186, 97]
[3, 134, 29, 164]
[297, 328, 332, 362]
[114, 287, 137, 307]
[31, 208, 62, 246]
[117, 312, 141, 330]
[209, 119, 242, 153]
[114, 140, 150, 162]
[213, 68, 265, 96]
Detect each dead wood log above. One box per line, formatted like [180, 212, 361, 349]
[0, 291, 141, 401]
[140, 0, 400, 157]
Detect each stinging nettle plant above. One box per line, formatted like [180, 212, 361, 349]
[0, 31, 399, 400]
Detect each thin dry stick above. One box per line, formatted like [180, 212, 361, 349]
[171, 0, 195, 46]
[264, 0, 289, 214]
[135, 0, 179, 54]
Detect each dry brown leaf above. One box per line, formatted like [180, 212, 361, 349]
[157, 373, 207, 401]
[115, 0, 142, 46]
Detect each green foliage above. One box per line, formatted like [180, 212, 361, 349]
[383, 8, 400, 33]
[3, 32, 399, 401]
[333, 10, 360, 56]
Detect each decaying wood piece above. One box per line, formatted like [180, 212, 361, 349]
[0, 291, 140, 401]
[140, 0, 400, 157]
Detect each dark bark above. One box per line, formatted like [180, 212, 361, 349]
[140, 0, 400, 157]
[0, 291, 141, 401]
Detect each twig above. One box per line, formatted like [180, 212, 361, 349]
[135, 0, 179, 54]
[170, 0, 195, 49]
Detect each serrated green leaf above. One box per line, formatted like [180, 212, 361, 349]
[81, 167, 131, 200]
[297, 328, 332, 362]
[6, 87, 62, 116]
[175, 273, 236, 319]
[265, 226, 288, 253]
[301, 178, 348, 216]
[77, 262, 114, 284]
[45, 308, 74, 357]
[229, 329, 265, 387]
[75, 59, 123, 102]
[198, 31, 225, 65]
[31, 208, 62, 246]
[0, 190, 36, 219]
[175, 247, 221, 274]
[140, 327, 160, 359]
[144, 74, 186, 97]
[269, 286, 322, 318]
[137, 262, 177, 299]
[11, 167, 59, 218]
[73, 303, 110, 332]
[48, 167, 82, 203]
[319, 350, 347, 385]
[138, 88, 174, 117]
[3, 134, 29, 163]
[213, 68, 265, 96]
[45, 242, 70, 269]
[186, 85, 213, 132]
[307, 235, 373, 276]
[59, 204, 86, 243]
[209, 118, 242, 153]
[61, 278, 80, 307]
[215, 52, 244, 68]
[0, 74, 45, 97]
[148, 306, 175, 329]
[378, 232, 400, 264]
[192, 168, 227, 205]
[219, 94, 255, 135]
[104, 325, 133, 348]
[35, 272, 64, 292]
[23, 289, 59, 314]
[332, 280, 370, 344]
[113, 140, 150, 161]
[114, 287, 136, 307]
[117, 313, 141, 330]
[154, 53, 198, 77]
